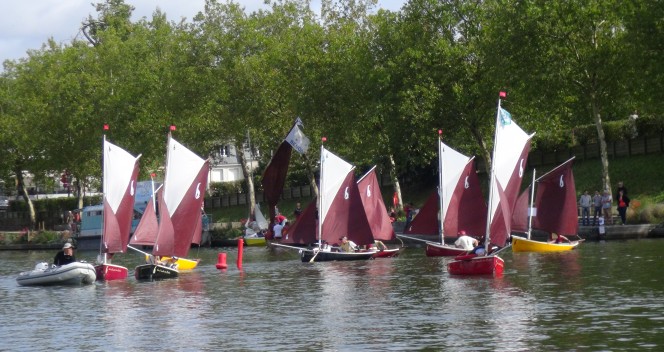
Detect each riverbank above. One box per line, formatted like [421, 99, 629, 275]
[2, 222, 662, 250]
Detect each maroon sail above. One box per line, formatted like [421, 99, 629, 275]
[282, 199, 317, 245]
[532, 158, 578, 236]
[130, 187, 161, 247]
[101, 139, 140, 254]
[446, 159, 487, 238]
[403, 192, 437, 235]
[511, 187, 531, 233]
[153, 136, 209, 258]
[321, 171, 374, 246]
[357, 167, 395, 241]
[261, 141, 293, 227]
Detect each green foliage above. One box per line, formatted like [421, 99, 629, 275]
[9, 197, 100, 213]
[208, 181, 245, 197]
[209, 227, 243, 241]
[30, 231, 62, 244]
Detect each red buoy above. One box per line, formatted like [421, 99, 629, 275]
[237, 238, 244, 270]
[215, 252, 228, 270]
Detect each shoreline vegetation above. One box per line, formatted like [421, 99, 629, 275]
[2, 152, 664, 247]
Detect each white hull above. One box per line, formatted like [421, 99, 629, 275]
[16, 262, 97, 286]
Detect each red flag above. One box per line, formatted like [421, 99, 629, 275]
[103, 124, 109, 131]
[170, 125, 176, 131]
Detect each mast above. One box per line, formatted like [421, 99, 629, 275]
[484, 92, 505, 252]
[100, 128, 108, 263]
[317, 137, 326, 249]
[527, 169, 536, 239]
[437, 130, 445, 245]
[152, 127, 173, 255]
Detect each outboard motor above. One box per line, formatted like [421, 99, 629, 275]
[34, 262, 49, 271]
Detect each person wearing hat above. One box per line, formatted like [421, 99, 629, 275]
[53, 242, 76, 266]
[454, 230, 478, 250]
[339, 236, 358, 253]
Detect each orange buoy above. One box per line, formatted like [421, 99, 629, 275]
[215, 252, 228, 270]
[237, 238, 243, 270]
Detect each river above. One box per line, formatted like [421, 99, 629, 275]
[1, 239, 663, 351]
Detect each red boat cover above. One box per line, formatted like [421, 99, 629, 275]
[532, 158, 578, 236]
[357, 167, 395, 241]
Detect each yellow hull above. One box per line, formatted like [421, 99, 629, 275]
[244, 237, 267, 246]
[511, 236, 580, 252]
[146, 255, 200, 270]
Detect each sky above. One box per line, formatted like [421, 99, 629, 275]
[0, 0, 406, 66]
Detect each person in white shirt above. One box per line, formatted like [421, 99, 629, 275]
[454, 231, 478, 250]
[579, 190, 592, 226]
[273, 222, 284, 240]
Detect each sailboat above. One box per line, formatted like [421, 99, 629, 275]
[134, 131, 209, 280]
[261, 118, 310, 240]
[511, 157, 582, 252]
[448, 92, 534, 275]
[94, 134, 141, 281]
[244, 204, 269, 246]
[402, 131, 487, 256]
[356, 166, 402, 258]
[286, 140, 375, 262]
[398, 132, 486, 256]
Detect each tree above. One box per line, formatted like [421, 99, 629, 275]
[487, 0, 635, 194]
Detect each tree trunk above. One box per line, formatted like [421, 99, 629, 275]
[469, 124, 492, 175]
[302, 153, 319, 199]
[236, 143, 256, 219]
[388, 153, 403, 213]
[14, 166, 36, 229]
[75, 177, 83, 210]
[591, 96, 612, 195]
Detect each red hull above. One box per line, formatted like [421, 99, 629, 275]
[95, 263, 129, 281]
[372, 248, 401, 258]
[425, 243, 468, 257]
[447, 255, 504, 276]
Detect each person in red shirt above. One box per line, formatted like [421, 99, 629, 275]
[275, 213, 287, 226]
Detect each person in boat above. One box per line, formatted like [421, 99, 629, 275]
[468, 244, 486, 256]
[53, 242, 76, 266]
[388, 207, 397, 223]
[273, 221, 284, 240]
[550, 233, 570, 244]
[244, 219, 261, 238]
[275, 213, 287, 226]
[454, 231, 478, 250]
[340, 236, 358, 252]
[293, 203, 302, 220]
[373, 240, 388, 251]
[148, 255, 178, 268]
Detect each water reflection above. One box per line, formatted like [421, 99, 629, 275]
[2, 241, 664, 350]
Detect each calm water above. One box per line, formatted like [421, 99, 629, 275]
[1, 239, 664, 351]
